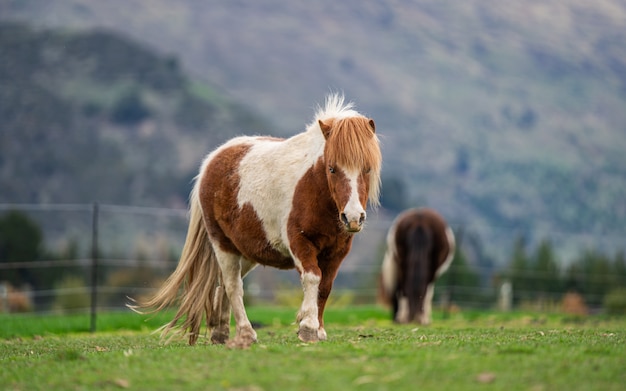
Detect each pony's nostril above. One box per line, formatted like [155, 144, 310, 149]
[359, 213, 366, 225]
[340, 213, 349, 225]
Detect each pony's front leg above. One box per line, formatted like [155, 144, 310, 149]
[214, 249, 257, 348]
[315, 273, 336, 341]
[296, 270, 322, 343]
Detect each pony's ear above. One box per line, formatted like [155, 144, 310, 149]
[368, 119, 376, 133]
[318, 120, 332, 139]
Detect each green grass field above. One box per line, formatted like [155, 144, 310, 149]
[1, 307, 625, 391]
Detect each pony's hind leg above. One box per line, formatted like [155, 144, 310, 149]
[208, 284, 230, 344]
[213, 249, 257, 348]
[209, 258, 257, 345]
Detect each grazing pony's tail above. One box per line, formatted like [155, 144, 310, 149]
[406, 225, 432, 321]
[127, 181, 220, 345]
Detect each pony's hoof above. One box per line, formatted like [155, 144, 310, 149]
[210, 330, 230, 345]
[226, 334, 256, 349]
[298, 326, 319, 343]
[417, 316, 431, 326]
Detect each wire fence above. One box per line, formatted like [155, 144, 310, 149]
[1, 203, 625, 326]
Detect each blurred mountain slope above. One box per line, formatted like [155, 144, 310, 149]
[0, 22, 270, 206]
[2, 0, 625, 260]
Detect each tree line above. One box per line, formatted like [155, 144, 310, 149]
[505, 236, 626, 309]
[0, 210, 174, 312]
[1, 210, 625, 314]
[434, 233, 626, 314]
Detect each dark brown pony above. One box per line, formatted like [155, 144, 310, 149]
[379, 208, 455, 324]
[130, 94, 382, 348]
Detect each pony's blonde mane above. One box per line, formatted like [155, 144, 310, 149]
[316, 94, 382, 208]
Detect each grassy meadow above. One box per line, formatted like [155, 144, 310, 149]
[1, 306, 625, 391]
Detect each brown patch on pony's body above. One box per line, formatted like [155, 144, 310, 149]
[287, 158, 354, 261]
[199, 143, 294, 268]
[393, 209, 452, 274]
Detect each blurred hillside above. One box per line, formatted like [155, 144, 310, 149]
[1, 0, 625, 263]
[0, 22, 270, 206]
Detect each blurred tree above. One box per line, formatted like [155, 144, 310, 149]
[504, 237, 626, 309]
[44, 238, 83, 291]
[563, 261, 584, 293]
[0, 211, 82, 310]
[0, 210, 43, 286]
[436, 229, 484, 307]
[565, 249, 614, 308]
[532, 239, 561, 299]
[380, 175, 408, 212]
[506, 234, 532, 304]
[612, 251, 626, 289]
[111, 88, 151, 125]
[604, 288, 626, 315]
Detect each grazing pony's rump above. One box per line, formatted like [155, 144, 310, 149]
[379, 208, 455, 324]
[130, 94, 381, 348]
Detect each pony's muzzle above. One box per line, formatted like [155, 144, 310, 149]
[341, 212, 366, 232]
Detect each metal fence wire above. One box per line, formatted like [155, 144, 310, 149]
[1, 203, 625, 326]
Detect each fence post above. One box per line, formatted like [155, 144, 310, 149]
[0, 282, 7, 312]
[90, 202, 99, 333]
[498, 280, 513, 311]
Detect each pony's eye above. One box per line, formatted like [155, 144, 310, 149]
[364, 168, 371, 174]
[329, 166, 336, 174]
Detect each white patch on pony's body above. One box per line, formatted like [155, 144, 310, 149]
[381, 222, 399, 297]
[436, 226, 456, 277]
[237, 130, 325, 258]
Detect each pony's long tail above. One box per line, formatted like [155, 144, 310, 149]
[406, 225, 432, 321]
[128, 183, 220, 345]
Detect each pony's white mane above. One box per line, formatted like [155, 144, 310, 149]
[310, 93, 364, 125]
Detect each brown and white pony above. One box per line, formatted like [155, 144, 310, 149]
[131, 94, 381, 348]
[379, 208, 455, 324]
